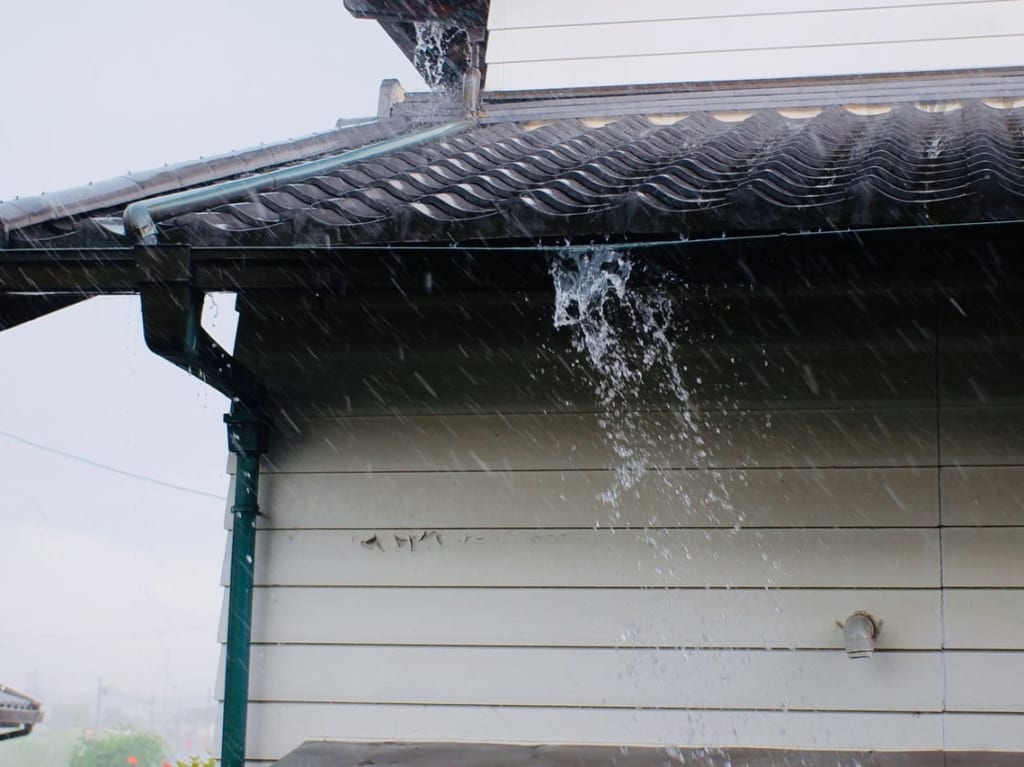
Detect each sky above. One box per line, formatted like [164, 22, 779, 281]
[0, 0, 424, 715]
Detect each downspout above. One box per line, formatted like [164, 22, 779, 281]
[135, 244, 267, 767]
[221, 400, 267, 767]
[124, 121, 468, 244]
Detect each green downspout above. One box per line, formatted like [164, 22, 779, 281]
[222, 402, 266, 767]
[129, 120, 469, 767]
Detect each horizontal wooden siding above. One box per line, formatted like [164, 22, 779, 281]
[221, 283, 1024, 761]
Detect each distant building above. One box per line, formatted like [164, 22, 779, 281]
[0, 685, 43, 741]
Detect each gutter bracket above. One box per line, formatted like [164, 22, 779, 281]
[134, 243, 268, 767]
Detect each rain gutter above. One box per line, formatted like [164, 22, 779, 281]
[123, 121, 469, 244]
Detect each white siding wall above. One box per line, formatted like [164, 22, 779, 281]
[221, 284, 1024, 763]
[485, 0, 1024, 91]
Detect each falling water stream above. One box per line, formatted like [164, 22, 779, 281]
[413, 21, 462, 91]
[551, 247, 733, 522]
[552, 247, 751, 762]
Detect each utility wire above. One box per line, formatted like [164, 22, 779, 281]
[0, 625, 212, 640]
[0, 428, 226, 501]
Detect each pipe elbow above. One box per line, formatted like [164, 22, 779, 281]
[123, 201, 157, 245]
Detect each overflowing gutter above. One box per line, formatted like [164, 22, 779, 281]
[343, 0, 489, 92]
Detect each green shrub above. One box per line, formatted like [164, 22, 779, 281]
[0, 726, 77, 767]
[176, 758, 216, 767]
[69, 730, 166, 767]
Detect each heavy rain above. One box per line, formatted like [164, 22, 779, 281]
[2, 1, 1024, 766]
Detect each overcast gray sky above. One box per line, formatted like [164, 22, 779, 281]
[0, 0, 423, 710]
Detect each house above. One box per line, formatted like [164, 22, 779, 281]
[0, 684, 43, 742]
[3, 1, 1024, 765]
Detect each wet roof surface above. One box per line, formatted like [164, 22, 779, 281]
[5, 100, 1024, 249]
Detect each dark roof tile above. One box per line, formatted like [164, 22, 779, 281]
[7, 100, 1024, 249]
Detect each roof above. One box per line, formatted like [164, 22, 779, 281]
[0, 685, 43, 735]
[344, 0, 487, 27]
[0, 118, 411, 243]
[162, 101, 1024, 247]
[4, 91, 1024, 251]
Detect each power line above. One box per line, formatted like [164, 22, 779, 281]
[0, 428, 227, 501]
[0, 625, 213, 640]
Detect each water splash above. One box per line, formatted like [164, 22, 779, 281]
[551, 248, 709, 509]
[413, 21, 463, 91]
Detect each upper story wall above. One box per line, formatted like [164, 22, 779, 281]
[485, 0, 1024, 92]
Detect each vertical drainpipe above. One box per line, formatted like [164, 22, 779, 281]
[222, 402, 268, 767]
[134, 245, 268, 767]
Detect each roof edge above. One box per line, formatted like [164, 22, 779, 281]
[0, 117, 412, 242]
[343, 0, 487, 26]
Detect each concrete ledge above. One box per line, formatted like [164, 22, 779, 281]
[275, 742, 1024, 767]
